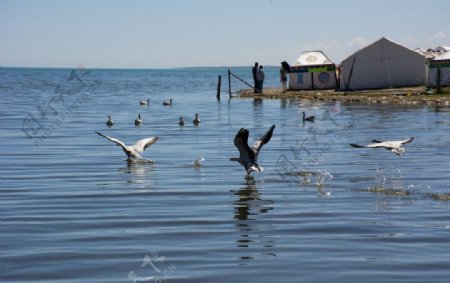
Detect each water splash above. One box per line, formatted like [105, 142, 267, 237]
[375, 167, 387, 188]
[429, 193, 450, 201]
[374, 166, 404, 189]
[316, 170, 333, 196]
[369, 166, 410, 196]
[300, 172, 312, 185]
[192, 157, 205, 167]
[283, 170, 316, 186]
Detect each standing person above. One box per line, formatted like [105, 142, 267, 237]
[280, 63, 288, 93]
[252, 62, 259, 93]
[256, 65, 265, 93]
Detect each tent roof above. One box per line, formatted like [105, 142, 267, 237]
[435, 46, 450, 52]
[433, 52, 450, 61]
[292, 51, 333, 66]
[340, 37, 423, 63]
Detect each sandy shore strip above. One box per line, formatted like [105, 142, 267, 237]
[237, 87, 450, 106]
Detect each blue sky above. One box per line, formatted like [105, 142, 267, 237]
[1, 0, 449, 68]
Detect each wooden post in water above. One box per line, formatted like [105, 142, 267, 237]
[228, 69, 232, 98]
[216, 75, 221, 101]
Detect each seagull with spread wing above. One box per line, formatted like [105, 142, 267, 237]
[350, 137, 414, 155]
[232, 124, 275, 175]
[95, 131, 159, 161]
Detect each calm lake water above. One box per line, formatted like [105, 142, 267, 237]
[1, 67, 450, 283]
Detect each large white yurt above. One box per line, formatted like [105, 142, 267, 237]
[339, 37, 426, 90]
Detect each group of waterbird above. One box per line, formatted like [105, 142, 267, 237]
[104, 98, 201, 128]
[139, 98, 170, 106]
[96, 103, 414, 176]
[106, 113, 145, 127]
[177, 113, 200, 126]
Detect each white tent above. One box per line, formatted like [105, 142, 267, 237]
[434, 52, 450, 60]
[435, 46, 450, 53]
[428, 52, 450, 87]
[292, 51, 333, 66]
[339, 37, 426, 90]
[289, 51, 337, 90]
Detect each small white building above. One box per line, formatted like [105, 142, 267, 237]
[428, 52, 450, 87]
[289, 51, 337, 90]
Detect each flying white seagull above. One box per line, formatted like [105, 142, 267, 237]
[232, 124, 275, 174]
[350, 137, 414, 155]
[95, 131, 158, 160]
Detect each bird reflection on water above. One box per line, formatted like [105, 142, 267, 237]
[233, 177, 276, 260]
[118, 159, 156, 185]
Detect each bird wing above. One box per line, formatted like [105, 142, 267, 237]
[400, 137, 414, 145]
[366, 141, 392, 148]
[132, 136, 159, 152]
[370, 137, 413, 147]
[95, 131, 127, 149]
[350, 142, 387, 148]
[234, 128, 255, 162]
[349, 143, 367, 148]
[369, 139, 412, 149]
[251, 124, 275, 158]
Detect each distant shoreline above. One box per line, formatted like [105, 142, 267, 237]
[0, 65, 282, 70]
[237, 87, 450, 107]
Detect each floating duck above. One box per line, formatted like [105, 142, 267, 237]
[163, 99, 173, 106]
[179, 117, 185, 126]
[302, 112, 315, 122]
[134, 114, 143, 126]
[139, 99, 150, 106]
[193, 113, 200, 125]
[106, 115, 114, 127]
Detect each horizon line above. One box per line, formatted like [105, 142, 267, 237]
[0, 65, 283, 70]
